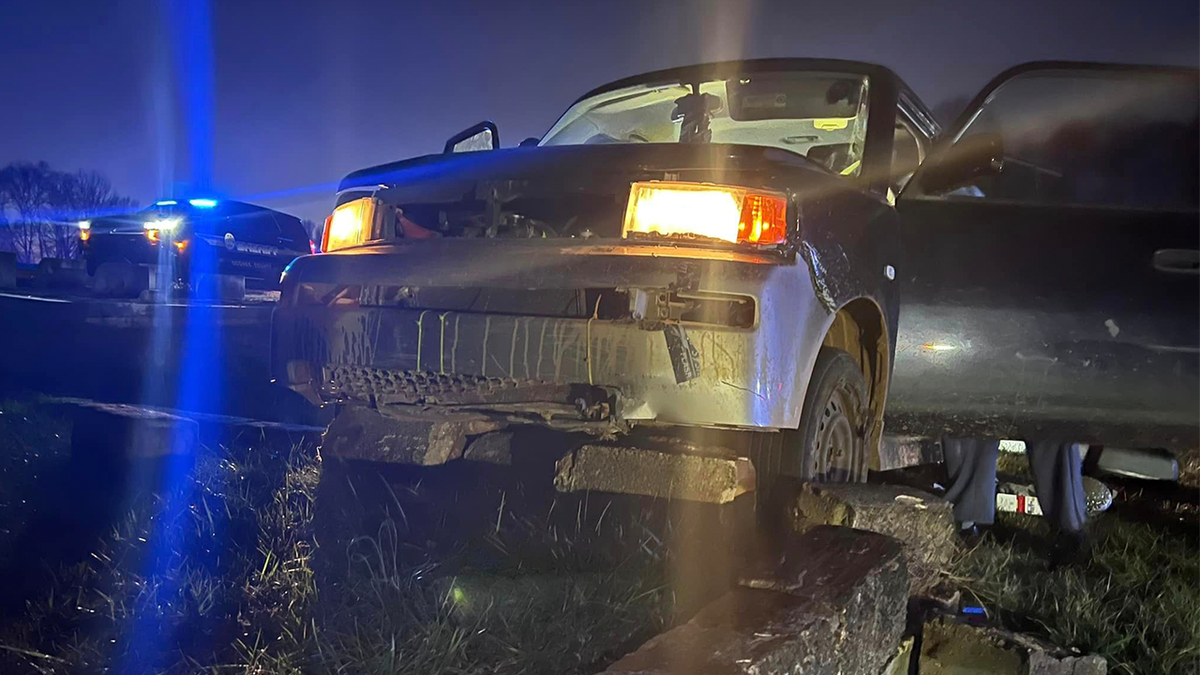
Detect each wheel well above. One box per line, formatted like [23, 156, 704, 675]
[821, 298, 890, 470]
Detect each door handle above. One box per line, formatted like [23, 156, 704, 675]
[1152, 248, 1200, 274]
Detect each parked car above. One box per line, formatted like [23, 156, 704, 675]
[886, 62, 1199, 467]
[273, 58, 941, 497]
[82, 198, 313, 287]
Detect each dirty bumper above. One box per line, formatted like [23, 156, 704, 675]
[273, 240, 830, 430]
[278, 305, 803, 429]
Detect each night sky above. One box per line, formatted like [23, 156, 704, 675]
[1, 0, 1196, 224]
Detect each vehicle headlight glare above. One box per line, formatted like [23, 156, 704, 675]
[622, 181, 788, 246]
[322, 198, 378, 252]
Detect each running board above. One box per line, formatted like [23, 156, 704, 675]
[999, 440, 1179, 482]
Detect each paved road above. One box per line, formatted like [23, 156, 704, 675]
[0, 290, 310, 423]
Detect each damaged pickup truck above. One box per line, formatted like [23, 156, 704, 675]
[273, 59, 940, 502]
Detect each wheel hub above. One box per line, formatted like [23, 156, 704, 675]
[813, 380, 863, 482]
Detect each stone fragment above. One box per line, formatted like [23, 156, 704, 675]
[920, 616, 1106, 675]
[606, 526, 908, 674]
[321, 405, 501, 465]
[462, 431, 513, 465]
[555, 444, 755, 504]
[785, 480, 957, 593]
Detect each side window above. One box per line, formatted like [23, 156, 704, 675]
[913, 69, 1199, 209]
[229, 206, 279, 243]
[274, 215, 308, 247]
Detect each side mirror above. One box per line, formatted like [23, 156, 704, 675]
[444, 121, 499, 154]
[919, 133, 1005, 195]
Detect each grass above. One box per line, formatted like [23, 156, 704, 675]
[952, 453, 1200, 675]
[0, 398, 687, 675]
[0, 396, 1195, 674]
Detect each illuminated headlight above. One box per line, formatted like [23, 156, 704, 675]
[145, 217, 180, 231]
[322, 198, 380, 252]
[78, 221, 91, 242]
[144, 217, 180, 243]
[622, 181, 788, 246]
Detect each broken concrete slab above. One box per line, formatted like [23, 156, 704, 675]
[71, 403, 198, 461]
[462, 431, 513, 465]
[192, 272, 245, 303]
[321, 404, 503, 465]
[35, 257, 88, 289]
[93, 261, 149, 298]
[554, 444, 755, 504]
[606, 526, 908, 674]
[738, 523, 910, 593]
[920, 616, 1106, 675]
[783, 481, 957, 594]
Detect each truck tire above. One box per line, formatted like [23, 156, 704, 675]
[791, 347, 869, 483]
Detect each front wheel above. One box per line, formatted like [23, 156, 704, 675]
[789, 347, 870, 483]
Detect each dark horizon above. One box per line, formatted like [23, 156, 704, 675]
[1, 0, 1197, 224]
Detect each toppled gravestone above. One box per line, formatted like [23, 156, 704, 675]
[604, 526, 908, 675]
[784, 481, 957, 594]
[920, 615, 1106, 675]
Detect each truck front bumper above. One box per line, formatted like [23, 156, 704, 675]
[272, 240, 827, 432]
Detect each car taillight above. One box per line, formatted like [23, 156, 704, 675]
[622, 181, 788, 246]
[322, 197, 380, 252]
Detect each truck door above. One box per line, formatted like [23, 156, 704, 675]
[889, 62, 1199, 451]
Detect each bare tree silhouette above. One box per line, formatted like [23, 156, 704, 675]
[0, 162, 136, 263]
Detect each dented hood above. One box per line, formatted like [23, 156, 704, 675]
[338, 143, 840, 204]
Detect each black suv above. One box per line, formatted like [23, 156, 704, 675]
[83, 198, 313, 286]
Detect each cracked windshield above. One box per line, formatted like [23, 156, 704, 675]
[0, 1, 1196, 674]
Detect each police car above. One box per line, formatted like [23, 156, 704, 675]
[82, 198, 313, 287]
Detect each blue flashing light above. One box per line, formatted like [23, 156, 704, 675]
[155, 199, 178, 206]
[189, 198, 218, 208]
[961, 606, 986, 615]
